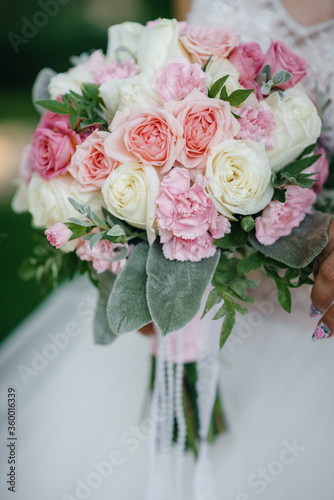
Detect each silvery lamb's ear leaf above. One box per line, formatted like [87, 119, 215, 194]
[107, 242, 151, 334]
[146, 241, 220, 336]
[93, 271, 118, 345]
[249, 211, 333, 268]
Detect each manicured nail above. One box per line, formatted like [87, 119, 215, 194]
[312, 321, 331, 341]
[310, 303, 322, 318]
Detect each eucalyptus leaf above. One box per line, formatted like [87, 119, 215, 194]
[147, 242, 220, 336]
[93, 271, 118, 345]
[107, 225, 126, 237]
[107, 242, 151, 334]
[249, 211, 333, 268]
[68, 197, 86, 214]
[88, 232, 103, 250]
[67, 218, 94, 227]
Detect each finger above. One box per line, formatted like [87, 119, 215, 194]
[138, 323, 155, 337]
[312, 304, 334, 341]
[311, 251, 334, 312]
[314, 219, 334, 277]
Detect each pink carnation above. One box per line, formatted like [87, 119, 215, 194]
[76, 238, 129, 274]
[104, 108, 184, 173]
[68, 130, 119, 192]
[229, 42, 265, 81]
[162, 233, 216, 262]
[264, 40, 308, 90]
[152, 59, 207, 103]
[237, 103, 276, 150]
[94, 58, 139, 86]
[156, 168, 230, 261]
[167, 88, 239, 169]
[32, 112, 83, 180]
[304, 148, 329, 195]
[45, 223, 72, 249]
[255, 185, 316, 245]
[181, 26, 240, 66]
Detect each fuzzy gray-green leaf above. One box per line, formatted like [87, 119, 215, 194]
[147, 242, 220, 336]
[107, 242, 151, 334]
[94, 271, 118, 345]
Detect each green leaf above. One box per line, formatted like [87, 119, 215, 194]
[68, 197, 86, 214]
[107, 225, 126, 237]
[261, 64, 271, 81]
[202, 287, 223, 318]
[281, 154, 321, 176]
[203, 55, 213, 72]
[88, 232, 103, 250]
[272, 188, 287, 203]
[107, 242, 151, 334]
[208, 75, 229, 98]
[272, 70, 291, 85]
[67, 218, 94, 227]
[69, 114, 80, 130]
[220, 86, 229, 101]
[219, 306, 235, 349]
[82, 82, 100, 100]
[249, 211, 333, 268]
[237, 252, 262, 275]
[213, 302, 228, 320]
[93, 271, 118, 345]
[146, 242, 220, 336]
[275, 280, 292, 313]
[227, 88, 254, 106]
[297, 143, 317, 160]
[35, 99, 72, 115]
[215, 222, 248, 249]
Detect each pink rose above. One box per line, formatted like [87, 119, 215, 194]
[156, 168, 230, 261]
[304, 147, 329, 194]
[68, 130, 119, 192]
[255, 185, 316, 245]
[237, 103, 276, 150]
[229, 42, 265, 81]
[94, 58, 139, 86]
[152, 59, 207, 103]
[264, 40, 308, 90]
[76, 238, 129, 274]
[167, 88, 240, 169]
[181, 26, 240, 66]
[163, 233, 217, 262]
[45, 223, 73, 249]
[104, 108, 184, 173]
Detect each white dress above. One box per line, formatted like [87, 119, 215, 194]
[1, 2, 334, 499]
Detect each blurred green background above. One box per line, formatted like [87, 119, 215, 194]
[0, 0, 175, 343]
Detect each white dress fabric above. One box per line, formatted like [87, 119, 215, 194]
[1, 2, 334, 499]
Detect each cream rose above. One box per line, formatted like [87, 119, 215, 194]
[28, 173, 105, 228]
[266, 88, 322, 172]
[99, 69, 162, 117]
[101, 161, 160, 244]
[106, 22, 143, 63]
[206, 139, 274, 218]
[137, 18, 190, 70]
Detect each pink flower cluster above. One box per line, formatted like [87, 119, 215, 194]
[76, 238, 129, 274]
[255, 185, 316, 245]
[237, 103, 276, 150]
[156, 168, 231, 261]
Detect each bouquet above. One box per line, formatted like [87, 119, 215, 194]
[13, 19, 332, 455]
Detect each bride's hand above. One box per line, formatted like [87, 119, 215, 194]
[311, 220, 334, 340]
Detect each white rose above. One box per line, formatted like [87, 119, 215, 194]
[206, 139, 274, 218]
[101, 162, 160, 244]
[106, 22, 143, 63]
[12, 179, 29, 213]
[28, 173, 105, 228]
[99, 69, 162, 117]
[137, 18, 190, 70]
[48, 65, 93, 99]
[205, 58, 240, 85]
[266, 88, 322, 172]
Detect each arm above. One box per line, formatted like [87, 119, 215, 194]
[173, 0, 193, 20]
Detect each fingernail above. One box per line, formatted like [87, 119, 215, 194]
[312, 321, 331, 341]
[310, 303, 323, 318]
